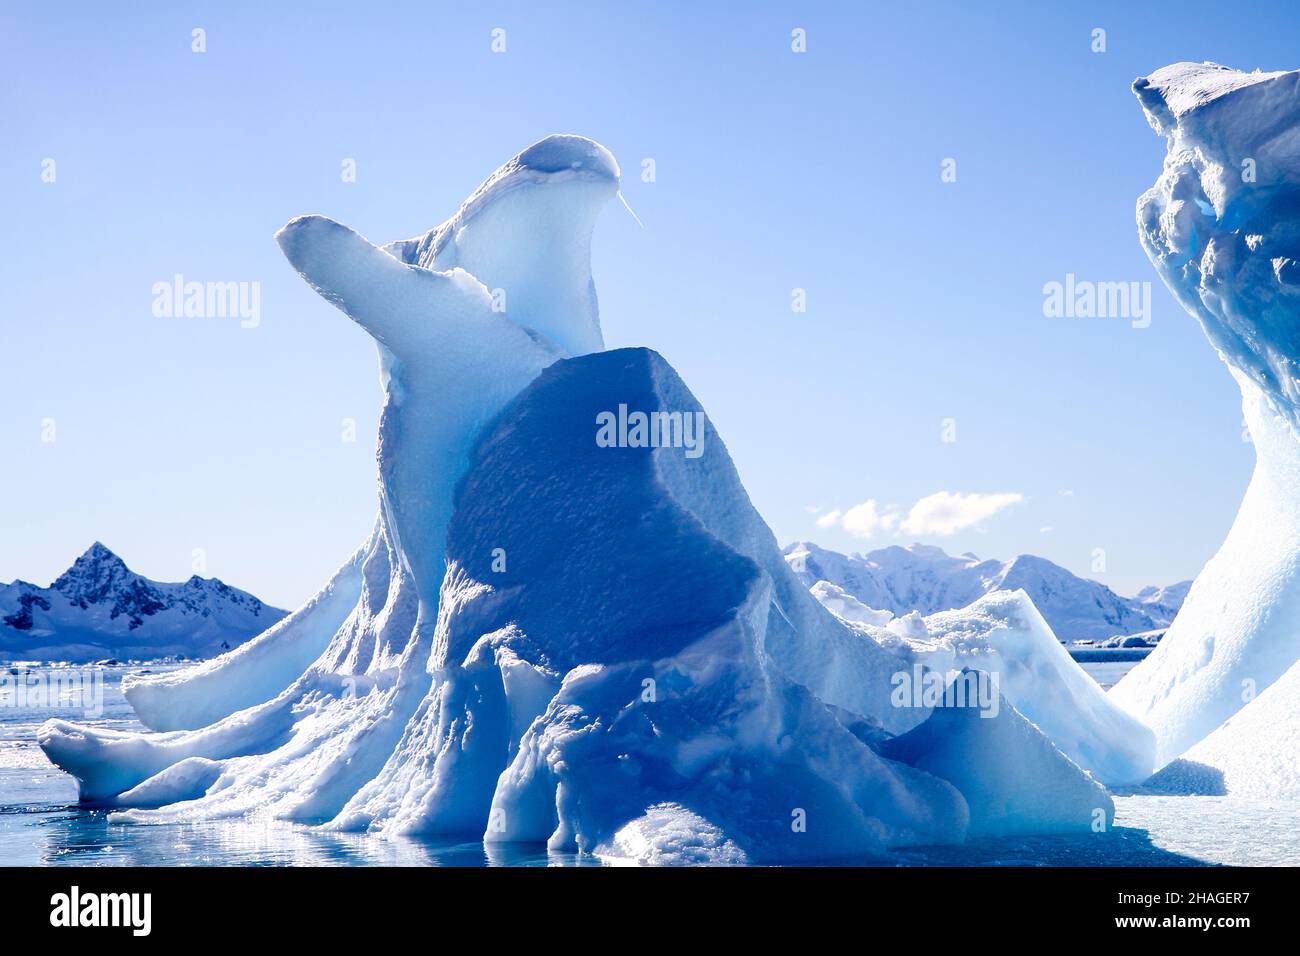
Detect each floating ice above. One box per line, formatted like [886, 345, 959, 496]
[847, 590, 1155, 786]
[1144, 658, 1300, 799]
[882, 670, 1114, 838]
[593, 803, 748, 866]
[1113, 63, 1300, 766]
[38, 135, 1123, 861]
[330, 348, 968, 859]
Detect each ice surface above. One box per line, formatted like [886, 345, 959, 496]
[110, 135, 616, 737]
[882, 670, 1114, 837]
[40, 135, 619, 814]
[860, 591, 1155, 785]
[808, 580, 894, 626]
[594, 803, 748, 866]
[1144, 657, 1300, 799]
[37, 134, 1127, 862]
[1114, 63, 1300, 765]
[122, 535, 367, 731]
[332, 348, 967, 861]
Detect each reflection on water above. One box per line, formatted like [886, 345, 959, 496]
[5, 791, 1295, 867]
[0, 801, 598, 867]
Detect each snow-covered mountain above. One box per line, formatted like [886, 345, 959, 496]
[783, 541, 1189, 643]
[0, 542, 286, 662]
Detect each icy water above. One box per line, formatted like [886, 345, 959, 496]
[1, 662, 1296, 867]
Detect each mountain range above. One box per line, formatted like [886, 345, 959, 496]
[0, 542, 286, 663]
[784, 541, 1191, 643]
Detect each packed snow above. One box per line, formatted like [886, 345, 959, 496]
[1113, 62, 1300, 767]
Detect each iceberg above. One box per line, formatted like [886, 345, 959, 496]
[882, 671, 1114, 838]
[1144, 658, 1300, 799]
[42, 134, 621, 809]
[327, 348, 967, 860]
[1112, 63, 1300, 766]
[55, 347, 974, 861]
[808, 580, 895, 627]
[830, 590, 1155, 785]
[38, 134, 1119, 862]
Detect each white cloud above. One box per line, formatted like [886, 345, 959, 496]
[841, 499, 898, 537]
[818, 491, 1024, 538]
[815, 509, 842, 529]
[900, 491, 1024, 536]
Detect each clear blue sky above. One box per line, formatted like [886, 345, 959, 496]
[3, 1, 1297, 609]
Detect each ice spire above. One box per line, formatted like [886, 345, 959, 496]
[1114, 63, 1300, 767]
[41, 137, 619, 817]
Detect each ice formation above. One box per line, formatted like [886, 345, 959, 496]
[826, 590, 1155, 785]
[42, 134, 621, 806]
[1112, 63, 1300, 767]
[1143, 657, 1300, 799]
[808, 580, 895, 627]
[882, 671, 1114, 837]
[330, 349, 971, 859]
[38, 135, 1119, 862]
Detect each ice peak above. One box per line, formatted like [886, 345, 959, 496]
[1134, 62, 1292, 134]
[1117, 60, 1300, 766]
[514, 133, 620, 179]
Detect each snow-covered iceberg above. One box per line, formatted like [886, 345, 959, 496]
[820, 589, 1154, 785]
[47, 347, 974, 861]
[38, 134, 1121, 862]
[42, 134, 622, 806]
[882, 670, 1114, 838]
[330, 348, 969, 860]
[1144, 657, 1300, 799]
[114, 134, 618, 736]
[1113, 63, 1300, 767]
